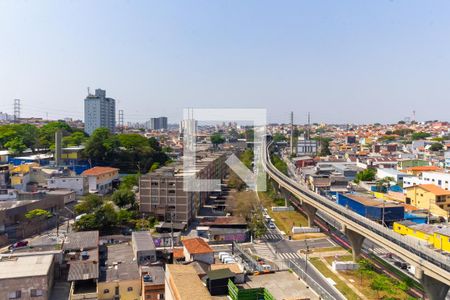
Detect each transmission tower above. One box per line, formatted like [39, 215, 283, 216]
[118, 109, 124, 133]
[13, 99, 21, 122]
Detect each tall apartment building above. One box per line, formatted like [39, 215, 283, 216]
[139, 152, 228, 224]
[84, 89, 116, 135]
[147, 117, 168, 130]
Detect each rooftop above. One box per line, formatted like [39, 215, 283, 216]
[182, 237, 213, 255]
[166, 264, 212, 300]
[63, 231, 99, 251]
[405, 166, 443, 172]
[132, 231, 156, 252]
[0, 254, 53, 279]
[407, 184, 450, 196]
[342, 193, 403, 208]
[210, 263, 243, 274]
[141, 265, 165, 286]
[82, 166, 119, 176]
[99, 243, 140, 282]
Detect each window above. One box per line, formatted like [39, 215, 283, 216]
[103, 289, 110, 294]
[8, 291, 21, 299]
[127, 287, 133, 292]
[31, 289, 43, 297]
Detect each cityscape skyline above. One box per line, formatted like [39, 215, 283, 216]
[2, 1, 450, 124]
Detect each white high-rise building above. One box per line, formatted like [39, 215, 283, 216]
[84, 89, 116, 135]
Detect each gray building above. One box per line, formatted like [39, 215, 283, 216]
[139, 152, 228, 224]
[147, 117, 168, 130]
[0, 254, 55, 300]
[84, 89, 116, 135]
[131, 231, 156, 265]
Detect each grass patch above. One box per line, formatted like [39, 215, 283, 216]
[310, 246, 345, 253]
[309, 258, 360, 300]
[258, 191, 308, 235]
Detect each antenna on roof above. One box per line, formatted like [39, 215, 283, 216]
[87, 87, 91, 96]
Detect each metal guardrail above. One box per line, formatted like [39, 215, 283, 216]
[283, 259, 343, 300]
[263, 142, 450, 274]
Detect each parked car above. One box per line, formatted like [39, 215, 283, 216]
[221, 255, 232, 263]
[261, 264, 272, 271]
[219, 252, 231, 261]
[394, 261, 408, 269]
[223, 257, 236, 264]
[9, 241, 28, 249]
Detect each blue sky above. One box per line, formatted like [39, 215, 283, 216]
[0, 0, 449, 124]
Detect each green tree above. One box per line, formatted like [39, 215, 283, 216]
[412, 131, 431, 140]
[0, 124, 39, 152]
[355, 168, 377, 183]
[73, 214, 99, 231]
[117, 209, 134, 225]
[211, 132, 225, 148]
[318, 138, 332, 156]
[25, 209, 52, 220]
[120, 174, 139, 190]
[96, 202, 118, 228]
[75, 194, 103, 214]
[112, 189, 136, 208]
[240, 149, 254, 169]
[249, 210, 267, 238]
[148, 137, 162, 151]
[5, 137, 27, 155]
[272, 133, 286, 143]
[63, 131, 87, 146]
[149, 162, 160, 172]
[393, 128, 414, 137]
[429, 143, 444, 152]
[118, 133, 149, 150]
[39, 121, 73, 148]
[271, 155, 288, 175]
[84, 128, 119, 163]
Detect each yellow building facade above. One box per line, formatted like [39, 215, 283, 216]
[393, 221, 450, 252]
[404, 184, 450, 219]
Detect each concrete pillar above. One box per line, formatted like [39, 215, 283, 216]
[345, 228, 365, 261]
[421, 274, 449, 300]
[303, 203, 317, 227]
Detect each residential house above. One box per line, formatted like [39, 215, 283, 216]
[98, 243, 141, 300]
[131, 231, 157, 265]
[141, 266, 165, 300]
[182, 237, 214, 265]
[0, 254, 55, 300]
[164, 264, 212, 300]
[47, 176, 89, 195]
[82, 167, 119, 194]
[404, 184, 450, 219]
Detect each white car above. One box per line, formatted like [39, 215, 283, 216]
[221, 255, 232, 263]
[223, 257, 236, 264]
[218, 252, 229, 260]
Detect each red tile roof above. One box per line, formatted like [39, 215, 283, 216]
[182, 238, 213, 255]
[405, 166, 442, 172]
[173, 248, 185, 259]
[82, 166, 119, 176]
